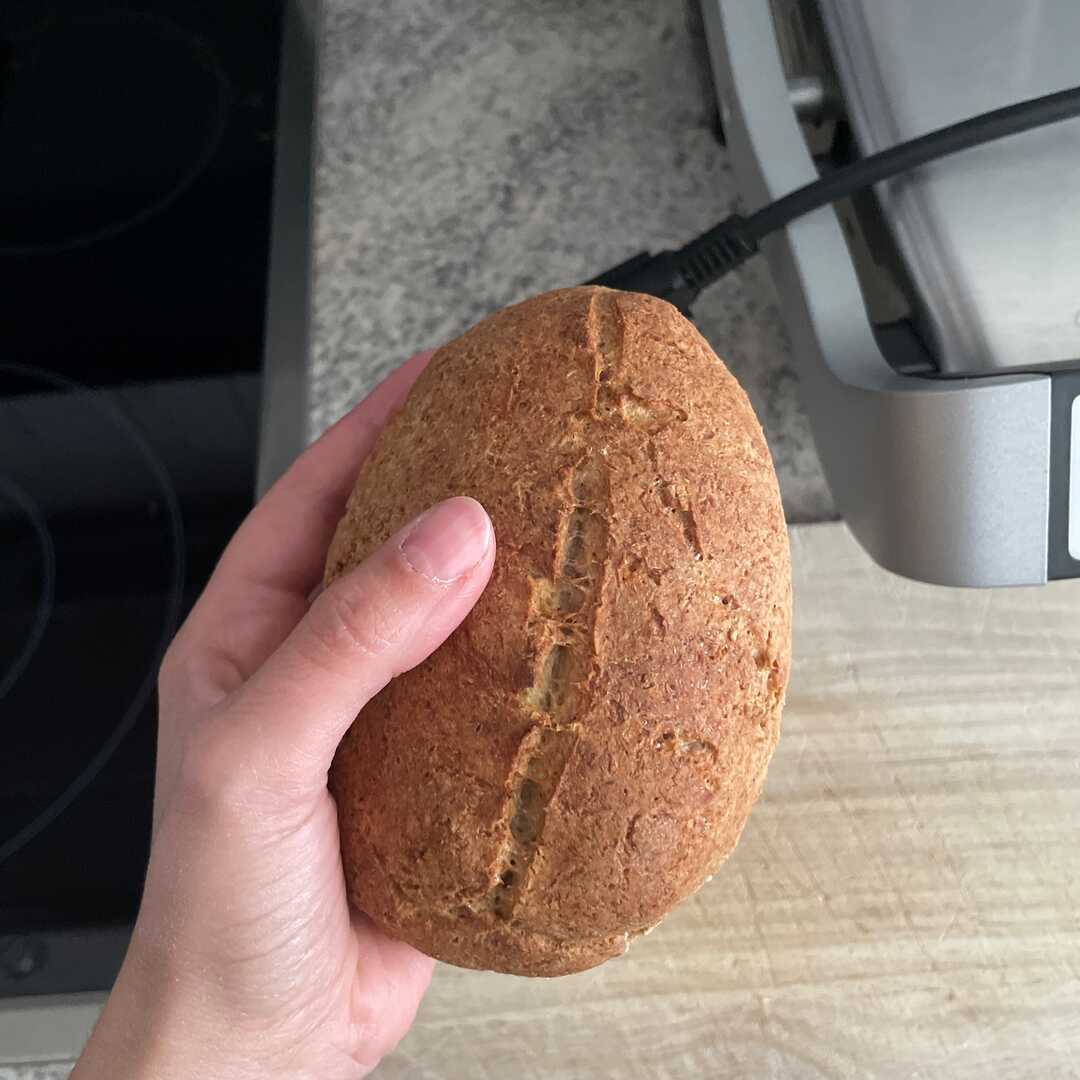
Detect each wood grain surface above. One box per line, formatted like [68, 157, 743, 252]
[377, 522, 1080, 1079]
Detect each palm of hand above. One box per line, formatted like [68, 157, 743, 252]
[73, 352, 495, 1080]
[142, 774, 431, 1077]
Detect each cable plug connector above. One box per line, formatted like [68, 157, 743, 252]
[586, 84, 1080, 315]
[586, 214, 758, 315]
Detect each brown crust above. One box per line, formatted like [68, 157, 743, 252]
[325, 287, 791, 976]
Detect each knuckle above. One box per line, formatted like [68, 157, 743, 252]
[157, 637, 188, 691]
[307, 580, 403, 667]
[158, 636, 239, 708]
[170, 730, 261, 823]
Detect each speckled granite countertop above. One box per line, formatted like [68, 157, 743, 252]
[312, 0, 834, 523]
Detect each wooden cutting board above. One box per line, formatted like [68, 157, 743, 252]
[378, 522, 1080, 1079]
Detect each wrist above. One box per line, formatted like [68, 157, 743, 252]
[73, 935, 273, 1080]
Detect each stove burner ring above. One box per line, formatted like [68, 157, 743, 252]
[0, 477, 55, 703]
[0, 11, 231, 255]
[0, 364, 186, 867]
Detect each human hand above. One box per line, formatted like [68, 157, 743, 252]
[72, 352, 495, 1080]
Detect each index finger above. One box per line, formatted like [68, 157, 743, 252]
[175, 350, 434, 682]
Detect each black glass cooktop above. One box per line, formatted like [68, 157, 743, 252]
[0, 0, 294, 996]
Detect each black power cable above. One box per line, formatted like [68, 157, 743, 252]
[588, 85, 1080, 314]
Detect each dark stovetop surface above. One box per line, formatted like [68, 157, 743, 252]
[0, 0, 286, 995]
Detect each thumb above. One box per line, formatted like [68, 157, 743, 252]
[228, 496, 494, 790]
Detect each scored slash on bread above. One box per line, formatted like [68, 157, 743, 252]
[325, 286, 791, 976]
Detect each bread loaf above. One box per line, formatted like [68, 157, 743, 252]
[325, 286, 791, 976]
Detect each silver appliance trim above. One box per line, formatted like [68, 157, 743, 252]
[256, 0, 321, 496]
[1070, 395, 1080, 560]
[702, 0, 1051, 587]
[0, 993, 105, 1067]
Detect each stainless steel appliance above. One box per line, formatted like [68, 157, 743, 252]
[700, 0, 1080, 586]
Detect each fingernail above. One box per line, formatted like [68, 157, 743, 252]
[400, 497, 492, 583]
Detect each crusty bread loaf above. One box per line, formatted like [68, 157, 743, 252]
[325, 286, 791, 976]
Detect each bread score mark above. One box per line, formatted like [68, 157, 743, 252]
[598, 289, 702, 563]
[491, 454, 609, 921]
[647, 438, 704, 563]
[489, 292, 628, 923]
[489, 290, 704, 924]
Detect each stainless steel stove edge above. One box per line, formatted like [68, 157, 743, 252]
[256, 0, 322, 497]
[0, 993, 103, 1068]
